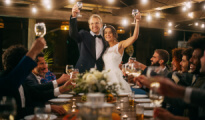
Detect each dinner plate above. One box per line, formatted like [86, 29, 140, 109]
[78, 93, 85, 96]
[48, 98, 70, 103]
[134, 94, 148, 98]
[69, 91, 76, 94]
[144, 110, 153, 117]
[118, 93, 130, 96]
[24, 114, 57, 120]
[58, 94, 73, 98]
[134, 98, 151, 103]
[138, 103, 154, 109]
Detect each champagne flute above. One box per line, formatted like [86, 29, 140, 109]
[146, 66, 164, 107]
[34, 22, 47, 48]
[132, 9, 139, 24]
[77, 2, 83, 17]
[65, 65, 74, 76]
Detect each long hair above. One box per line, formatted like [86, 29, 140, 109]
[103, 25, 118, 42]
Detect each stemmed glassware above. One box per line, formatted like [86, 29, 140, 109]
[130, 62, 142, 77]
[34, 22, 47, 48]
[0, 96, 16, 120]
[65, 65, 74, 76]
[146, 66, 164, 107]
[77, 2, 83, 17]
[132, 9, 139, 24]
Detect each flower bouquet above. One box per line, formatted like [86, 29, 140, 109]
[73, 68, 120, 101]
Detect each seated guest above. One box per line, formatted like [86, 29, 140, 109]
[171, 48, 184, 72]
[1, 41, 73, 119]
[0, 38, 46, 119]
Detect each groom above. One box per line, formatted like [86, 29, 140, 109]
[69, 4, 107, 73]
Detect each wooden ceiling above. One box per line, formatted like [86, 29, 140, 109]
[0, 0, 205, 32]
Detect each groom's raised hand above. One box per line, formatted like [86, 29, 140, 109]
[72, 4, 80, 18]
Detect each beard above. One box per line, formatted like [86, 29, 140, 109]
[151, 61, 160, 66]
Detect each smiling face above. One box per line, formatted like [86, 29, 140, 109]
[104, 28, 115, 42]
[200, 50, 205, 74]
[33, 57, 48, 77]
[89, 17, 102, 34]
[189, 48, 202, 74]
[180, 55, 189, 73]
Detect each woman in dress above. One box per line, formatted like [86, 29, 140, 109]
[102, 12, 141, 93]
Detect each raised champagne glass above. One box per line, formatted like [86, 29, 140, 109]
[77, 2, 83, 17]
[34, 22, 47, 48]
[132, 9, 139, 24]
[66, 65, 74, 76]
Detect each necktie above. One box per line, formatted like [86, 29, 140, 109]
[94, 35, 102, 38]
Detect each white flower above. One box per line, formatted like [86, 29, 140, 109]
[93, 71, 103, 79]
[90, 68, 97, 73]
[86, 74, 97, 84]
[82, 73, 89, 80]
[100, 80, 106, 85]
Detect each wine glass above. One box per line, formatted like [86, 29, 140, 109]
[130, 62, 142, 77]
[0, 96, 16, 120]
[34, 22, 47, 48]
[77, 2, 83, 17]
[65, 65, 74, 76]
[146, 66, 164, 108]
[34, 106, 49, 120]
[132, 9, 139, 24]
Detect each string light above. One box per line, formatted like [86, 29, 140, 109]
[107, 0, 115, 4]
[201, 24, 205, 28]
[122, 19, 128, 26]
[185, 1, 191, 8]
[168, 22, 172, 27]
[146, 14, 152, 21]
[168, 29, 172, 34]
[188, 12, 193, 18]
[155, 12, 160, 18]
[195, 22, 198, 26]
[32, 6, 37, 14]
[141, 0, 148, 4]
[5, 0, 11, 5]
[182, 6, 187, 12]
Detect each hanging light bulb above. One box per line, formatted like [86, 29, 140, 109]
[5, 0, 11, 5]
[107, 0, 115, 4]
[182, 6, 187, 12]
[201, 24, 205, 28]
[155, 12, 160, 18]
[195, 22, 199, 26]
[32, 5, 37, 14]
[185, 1, 191, 9]
[146, 14, 152, 21]
[188, 12, 193, 18]
[168, 29, 172, 34]
[168, 22, 172, 27]
[141, 0, 148, 4]
[122, 18, 128, 26]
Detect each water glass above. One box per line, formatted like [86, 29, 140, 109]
[34, 106, 49, 120]
[136, 104, 144, 120]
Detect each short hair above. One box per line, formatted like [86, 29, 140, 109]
[154, 49, 169, 65]
[88, 14, 102, 24]
[103, 25, 118, 40]
[2, 45, 27, 72]
[35, 52, 44, 63]
[188, 36, 205, 52]
[172, 48, 184, 62]
[182, 47, 193, 61]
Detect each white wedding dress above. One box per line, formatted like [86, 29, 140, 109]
[103, 43, 131, 93]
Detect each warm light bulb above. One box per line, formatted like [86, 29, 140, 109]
[168, 29, 172, 34]
[141, 0, 148, 4]
[182, 6, 187, 12]
[146, 14, 152, 21]
[32, 7, 37, 13]
[155, 12, 160, 18]
[107, 0, 115, 4]
[201, 24, 205, 28]
[195, 22, 198, 26]
[122, 19, 128, 26]
[203, 5, 205, 9]
[5, 0, 11, 5]
[46, 4, 51, 9]
[185, 1, 191, 9]
[168, 22, 172, 27]
[69, 0, 75, 3]
[188, 12, 193, 18]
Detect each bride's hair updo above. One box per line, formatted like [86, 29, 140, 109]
[103, 25, 118, 42]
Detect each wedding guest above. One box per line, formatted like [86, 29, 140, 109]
[69, 4, 107, 73]
[171, 48, 184, 72]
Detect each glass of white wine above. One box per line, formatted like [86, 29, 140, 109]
[34, 22, 47, 48]
[130, 62, 142, 77]
[132, 9, 139, 24]
[147, 66, 164, 108]
[77, 2, 83, 17]
[66, 65, 74, 76]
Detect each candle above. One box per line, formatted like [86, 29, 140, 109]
[122, 114, 128, 120]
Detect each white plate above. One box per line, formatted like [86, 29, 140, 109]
[138, 103, 154, 109]
[134, 98, 151, 103]
[58, 94, 73, 98]
[134, 94, 148, 98]
[118, 93, 130, 96]
[78, 93, 85, 96]
[48, 98, 70, 103]
[24, 114, 57, 120]
[132, 85, 140, 88]
[144, 110, 153, 117]
[69, 91, 76, 94]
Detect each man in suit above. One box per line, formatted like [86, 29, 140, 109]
[69, 4, 107, 73]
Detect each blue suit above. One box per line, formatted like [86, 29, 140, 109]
[69, 17, 108, 73]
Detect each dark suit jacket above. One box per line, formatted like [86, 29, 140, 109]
[69, 16, 108, 73]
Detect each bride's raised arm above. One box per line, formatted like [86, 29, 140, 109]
[118, 12, 141, 52]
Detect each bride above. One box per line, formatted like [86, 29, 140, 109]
[102, 12, 141, 93]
